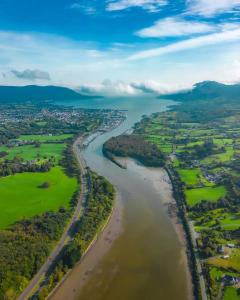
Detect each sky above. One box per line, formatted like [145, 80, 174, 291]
[0, 0, 240, 96]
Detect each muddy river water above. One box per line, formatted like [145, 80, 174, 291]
[51, 97, 190, 300]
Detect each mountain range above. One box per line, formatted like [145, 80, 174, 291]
[161, 81, 240, 102]
[0, 85, 94, 103]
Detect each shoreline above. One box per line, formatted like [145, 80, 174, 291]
[150, 166, 193, 300]
[161, 172, 194, 300]
[49, 192, 123, 300]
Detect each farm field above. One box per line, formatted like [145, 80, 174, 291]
[223, 287, 240, 300]
[178, 169, 200, 186]
[220, 214, 240, 230]
[146, 135, 172, 153]
[0, 143, 65, 161]
[208, 249, 240, 273]
[0, 166, 77, 229]
[194, 209, 240, 231]
[185, 186, 227, 206]
[18, 134, 73, 142]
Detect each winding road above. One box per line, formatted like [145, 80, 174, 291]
[18, 136, 87, 300]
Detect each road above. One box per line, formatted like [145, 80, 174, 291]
[189, 221, 208, 300]
[18, 137, 87, 300]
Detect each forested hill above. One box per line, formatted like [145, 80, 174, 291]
[161, 81, 240, 102]
[0, 85, 94, 103]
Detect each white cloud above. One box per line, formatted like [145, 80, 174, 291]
[78, 79, 188, 96]
[129, 27, 240, 60]
[78, 79, 138, 96]
[11, 69, 50, 80]
[187, 0, 240, 16]
[0, 30, 239, 92]
[131, 80, 188, 94]
[136, 17, 216, 38]
[0, 31, 124, 86]
[106, 0, 167, 12]
[69, 2, 97, 15]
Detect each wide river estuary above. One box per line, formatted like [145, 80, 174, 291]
[52, 97, 190, 300]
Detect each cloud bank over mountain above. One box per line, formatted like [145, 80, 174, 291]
[78, 79, 190, 97]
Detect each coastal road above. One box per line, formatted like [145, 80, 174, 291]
[189, 221, 208, 300]
[18, 137, 87, 300]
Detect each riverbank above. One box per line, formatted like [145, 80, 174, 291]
[158, 169, 193, 300]
[49, 192, 123, 300]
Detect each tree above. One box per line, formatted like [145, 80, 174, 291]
[62, 242, 81, 268]
[38, 182, 50, 189]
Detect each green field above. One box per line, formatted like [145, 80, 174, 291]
[35, 121, 47, 126]
[194, 209, 240, 231]
[0, 143, 65, 161]
[203, 147, 234, 164]
[147, 135, 173, 153]
[18, 134, 73, 142]
[178, 169, 200, 186]
[185, 186, 227, 206]
[0, 167, 78, 229]
[221, 214, 240, 230]
[223, 287, 240, 300]
[209, 249, 240, 273]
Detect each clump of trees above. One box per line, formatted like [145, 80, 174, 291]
[0, 127, 21, 146]
[179, 139, 223, 162]
[103, 134, 165, 167]
[0, 157, 54, 178]
[38, 182, 50, 189]
[0, 151, 8, 158]
[0, 209, 71, 300]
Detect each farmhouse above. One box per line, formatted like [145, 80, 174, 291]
[224, 275, 239, 286]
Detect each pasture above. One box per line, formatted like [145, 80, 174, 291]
[0, 143, 65, 161]
[18, 134, 73, 142]
[208, 249, 240, 273]
[185, 186, 227, 206]
[223, 287, 240, 300]
[0, 167, 78, 229]
[178, 168, 200, 186]
[194, 209, 240, 231]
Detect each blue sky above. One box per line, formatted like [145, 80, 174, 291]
[0, 0, 240, 95]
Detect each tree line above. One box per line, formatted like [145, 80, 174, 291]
[0, 156, 54, 178]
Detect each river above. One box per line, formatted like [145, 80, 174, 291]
[52, 96, 190, 300]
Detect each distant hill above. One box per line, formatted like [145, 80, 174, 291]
[0, 85, 94, 103]
[160, 81, 240, 102]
